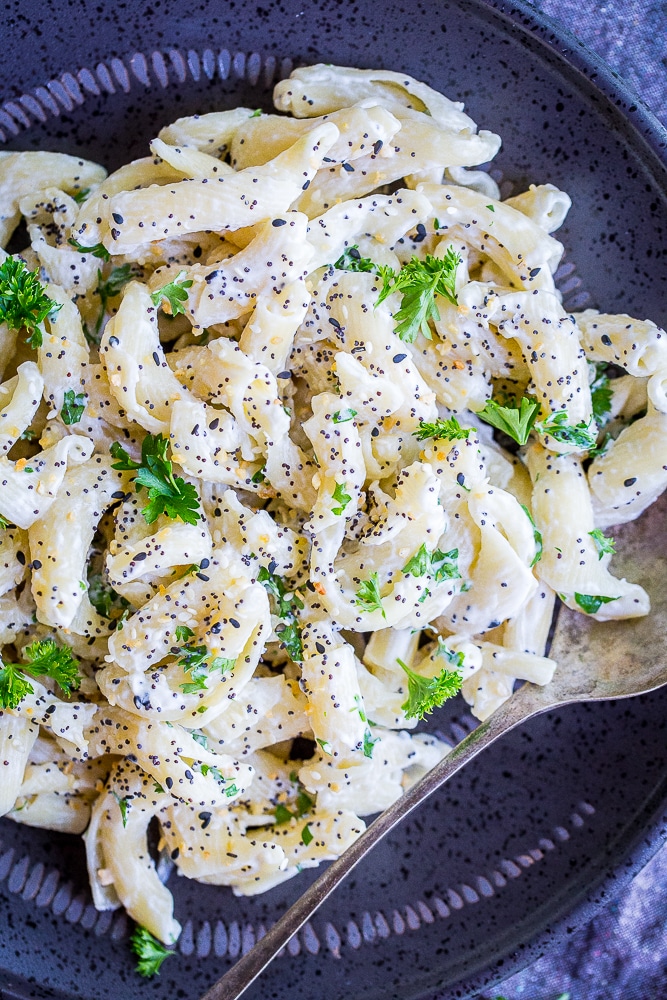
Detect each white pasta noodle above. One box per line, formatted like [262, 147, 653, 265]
[0, 64, 662, 947]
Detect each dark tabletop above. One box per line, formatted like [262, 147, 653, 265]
[460, 8, 667, 1000]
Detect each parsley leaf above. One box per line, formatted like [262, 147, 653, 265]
[536, 411, 597, 450]
[588, 528, 616, 559]
[67, 237, 110, 260]
[334, 245, 375, 272]
[112, 791, 131, 828]
[355, 572, 385, 618]
[275, 619, 303, 662]
[402, 544, 461, 583]
[375, 248, 460, 343]
[258, 566, 304, 619]
[332, 408, 357, 424]
[174, 624, 195, 643]
[0, 639, 81, 709]
[574, 593, 620, 614]
[0, 257, 61, 348]
[589, 361, 613, 427]
[111, 434, 201, 526]
[94, 264, 133, 339]
[60, 389, 86, 425]
[0, 662, 33, 711]
[397, 657, 463, 720]
[150, 270, 193, 317]
[434, 637, 466, 670]
[301, 823, 314, 846]
[520, 504, 543, 567]
[88, 573, 130, 621]
[130, 925, 174, 978]
[477, 396, 540, 446]
[331, 481, 351, 516]
[363, 727, 378, 759]
[175, 642, 235, 693]
[413, 416, 475, 441]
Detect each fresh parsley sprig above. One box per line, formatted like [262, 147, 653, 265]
[331, 481, 351, 516]
[110, 434, 201, 526]
[413, 416, 475, 442]
[0, 257, 61, 348]
[170, 626, 235, 692]
[397, 655, 463, 720]
[402, 544, 461, 583]
[93, 264, 133, 339]
[334, 245, 375, 272]
[88, 573, 130, 623]
[476, 396, 540, 446]
[67, 237, 110, 260]
[520, 504, 543, 567]
[536, 411, 598, 451]
[376, 248, 461, 343]
[0, 639, 81, 710]
[130, 925, 175, 978]
[588, 528, 616, 559]
[258, 566, 304, 619]
[258, 564, 304, 661]
[60, 389, 86, 425]
[588, 361, 613, 427]
[150, 270, 193, 317]
[573, 593, 620, 615]
[355, 572, 385, 619]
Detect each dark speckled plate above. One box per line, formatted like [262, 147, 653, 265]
[1, 2, 666, 998]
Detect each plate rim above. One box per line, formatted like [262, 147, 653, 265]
[0, 1, 666, 997]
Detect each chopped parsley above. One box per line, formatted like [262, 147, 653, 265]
[331, 481, 352, 516]
[588, 528, 616, 559]
[258, 564, 304, 661]
[88, 573, 130, 622]
[589, 361, 613, 427]
[150, 270, 193, 317]
[536, 411, 598, 450]
[332, 408, 357, 424]
[60, 389, 86, 425]
[301, 823, 314, 846]
[354, 572, 385, 618]
[71, 187, 91, 205]
[520, 504, 543, 567]
[275, 620, 303, 662]
[174, 624, 195, 643]
[67, 237, 110, 260]
[174, 641, 235, 694]
[258, 566, 304, 619]
[0, 515, 9, 530]
[112, 791, 131, 828]
[573, 593, 620, 614]
[413, 416, 475, 441]
[334, 245, 375, 272]
[130, 925, 174, 978]
[316, 738, 332, 755]
[0, 257, 61, 348]
[402, 544, 461, 583]
[376, 248, 461, 343]
[110, 433, 201, 525]
[0, 639, 81, 710]
[397, 656, 463, 720]
[476, 395, 540, 446]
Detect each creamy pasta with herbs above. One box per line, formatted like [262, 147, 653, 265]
[0, 64, 664, 959]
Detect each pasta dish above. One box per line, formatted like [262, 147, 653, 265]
[0, 64, 665, 965]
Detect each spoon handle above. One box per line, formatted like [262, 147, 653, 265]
[200, 685, 544, 1000]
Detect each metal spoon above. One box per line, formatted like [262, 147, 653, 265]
[200, 500, 667, 1000]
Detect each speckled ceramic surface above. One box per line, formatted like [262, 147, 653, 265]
[0, 2, 666, 999]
